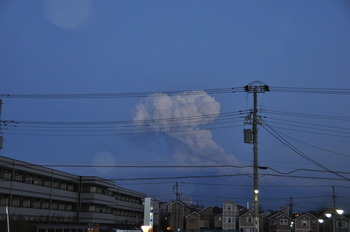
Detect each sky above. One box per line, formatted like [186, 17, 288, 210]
[1, 0, 350, 214]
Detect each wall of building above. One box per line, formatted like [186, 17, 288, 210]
[0, 156, 146, 229]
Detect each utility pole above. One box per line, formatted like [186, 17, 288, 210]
[173, 182, 180, 231]
[0, 99, 3, 151]
[332, 185, 337, 211]
[244, 81, 270, 232]
[174, 182, 180, 201]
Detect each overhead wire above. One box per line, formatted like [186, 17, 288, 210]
[0, 110, 247, 136]
[262, 109, 350, 121]
[266, 129, 350, 158]
[269, 86, 350, 95]
[0, 87, 244, 99]
[261, 121, 350, 182]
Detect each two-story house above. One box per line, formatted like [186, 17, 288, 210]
[166, 201, 191, 231]
[185, 206, 222, 230]
[294, 212, 319, 232]
[239, 211, 264, 232]
[222, 200, 239, 230]
[268, 211, 291, 232]
[319, 210, 350, 232]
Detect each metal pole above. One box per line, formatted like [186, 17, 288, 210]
[6, 205, 10, 232]
[253, 87, 259, 232]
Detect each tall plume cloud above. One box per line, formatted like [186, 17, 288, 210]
[132, 91, 237, 165]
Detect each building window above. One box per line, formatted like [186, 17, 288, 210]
[51, 202, 58, 210]
[33, 201, 41, 209]
[2, 171, 12, 180]
[43, 180, 51, 187]
[14, 173, 23, 181]
[301, 220, 308, 226]
[0, 197, 9, 206]
[25, 176, 33, 184]
[228, 217, 232, 223]
[337, 221, 348, 228]
[280, 219, 288, 225]
[11, 198, 20, 207]
[247, 217, 253, 223]
[42, 202, 50, 209]
[22, 199, 31, 208]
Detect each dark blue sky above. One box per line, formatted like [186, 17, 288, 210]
[1, 0, 350, 213]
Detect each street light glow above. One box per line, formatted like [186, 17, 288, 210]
[336, 209, 344, 215]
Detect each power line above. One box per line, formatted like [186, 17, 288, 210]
[261, 122, 350, 182]
[0, 88, 239, 99]
[262, 109, 350, 121]
[267, 129, 350, 158]
[0, 110, 246, 136]
[269, 86, 350, 95]
[1, 86, 350, 100]
[109, 173, 251, 181]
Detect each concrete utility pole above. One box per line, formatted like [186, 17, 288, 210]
[244, 81, 270, 232]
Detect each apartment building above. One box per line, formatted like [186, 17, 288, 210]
[0, 156, 146, 230]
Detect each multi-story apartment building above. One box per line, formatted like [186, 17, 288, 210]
[0, 156, 146, 231]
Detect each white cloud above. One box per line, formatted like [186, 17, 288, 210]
[132, 91, 237, 165]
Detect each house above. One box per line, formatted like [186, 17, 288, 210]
[239, 211, 264, 232]
[268, 211, 291, 232]
[184, 206, 222, 230]
[215, 213, 223, 230]
[185, 211, 204, 230]
[166, 201, 191, 231]
[319, 210, 350, 232]
[199, 206, 222, 229]
[222, 200, 239, 230]
[294, 212, 319, 232]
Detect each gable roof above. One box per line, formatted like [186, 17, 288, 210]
[169, 200, 191, 209]
[185, 211, 201, 218]
[296, 212, 318, 220]
[269, 211, 291, 220]
[239, 211, 263, 219]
